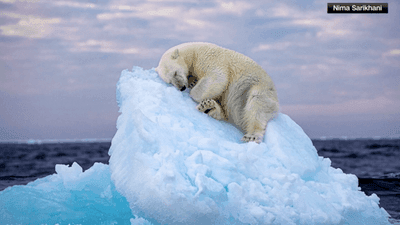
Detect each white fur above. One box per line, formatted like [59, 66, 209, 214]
[156, 42, 279, 143]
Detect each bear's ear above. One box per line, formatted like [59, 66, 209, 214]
[171, 49, 179, 59]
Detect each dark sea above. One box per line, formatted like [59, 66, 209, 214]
[0, 139, 399, 224]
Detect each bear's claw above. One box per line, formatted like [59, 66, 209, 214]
[242, 134, 262, 144]
[196, 99, 224, 120]
[196, 99, 215, 112]
[188, 78, 198, 89]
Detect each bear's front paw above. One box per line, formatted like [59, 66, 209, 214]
[242, 134, 262, 144]
[188, 78, 198, 89]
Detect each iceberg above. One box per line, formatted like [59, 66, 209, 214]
[0, 162, 133, 224]
[0, 66, 391, 224]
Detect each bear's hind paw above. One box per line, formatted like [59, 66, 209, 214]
[196, 99, 215, 112]
[242, 134, 262, 144]
[196, 99, 225, 120]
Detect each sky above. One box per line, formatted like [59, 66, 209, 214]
[0, 0, 399, 141]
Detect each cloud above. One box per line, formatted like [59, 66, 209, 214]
[0, 12, 61, 38]
[0, 0, 39, 3]
[387, 49, 400, 56]
[253, 2, 382, 41]
[218, 0, 253, 16]
[50, 1, 98, 9]
[252, 41, 309, 52]
[95, 2, 229, 42]
[282, 96, 400, 117]
[255, 2, 300, 18]
[146, 0, 199, 2]
[69, 39, 162, 57]
[97, 4, 185, 20]
[98, 1, 254, 25]
[0, 0, 399, 140]
[380, 48, 400, 68]
[291, 17, 355, 39]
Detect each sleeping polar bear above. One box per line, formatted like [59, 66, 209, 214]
[155, 42, 279, 143]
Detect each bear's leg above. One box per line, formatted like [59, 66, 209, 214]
[189, 70, 229, 103]
[241, 88, 279, 144]
[196, 99, 226, 120]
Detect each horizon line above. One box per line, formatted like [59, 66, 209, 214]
[0, 136, 399, 144]
[0, 138, 113, 144]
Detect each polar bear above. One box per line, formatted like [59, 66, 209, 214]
[155, 42, 279, 143]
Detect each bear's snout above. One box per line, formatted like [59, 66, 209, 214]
[180, 86, 186, 91]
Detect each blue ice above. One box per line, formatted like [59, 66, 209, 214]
[0, 66, 391, 224]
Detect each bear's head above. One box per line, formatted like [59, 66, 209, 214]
[156, 48, 189, 91]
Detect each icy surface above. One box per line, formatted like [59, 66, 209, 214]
[108, 67, 390, 224]
[0, 162, 133, 224]
[0, 66, 391, 224]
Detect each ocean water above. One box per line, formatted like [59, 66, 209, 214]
[0, 139, 399, 223]
[0, 141, 110, 191]
[313, 138, 400, 223]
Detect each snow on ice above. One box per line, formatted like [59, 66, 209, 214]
[0, 66, 391, 225]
